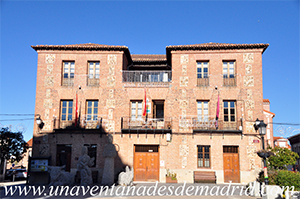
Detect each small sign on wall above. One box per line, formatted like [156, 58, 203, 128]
[160, 160, 165, 167]
[253, 139, 260, 143]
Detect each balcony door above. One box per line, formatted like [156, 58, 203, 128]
[153, 100, 164, 120]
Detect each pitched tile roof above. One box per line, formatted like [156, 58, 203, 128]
[131, 54, 166, 62]
[166, 42, 269, 53]
[263, 109, 275, 116]
[31, 43, 128, 51]
[27, 138, 33, 147]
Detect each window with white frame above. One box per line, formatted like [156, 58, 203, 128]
[63, 61, 75, 79]
[197, 62, 209, 78]
[223, 61, 235, 78]
[197, 101, 209, 121]
[88, 61, 100, 79]
[131, 101, 142, 121]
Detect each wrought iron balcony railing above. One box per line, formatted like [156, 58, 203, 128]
[53, 115, 109, 130]
[179, 116, 241, 131]
[223, 77, 236, 86]
[121, 117, 172, 130]
[197, 78, 209, 87]
[122, 70, 171, 83]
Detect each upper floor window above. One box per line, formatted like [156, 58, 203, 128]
[197, 101, 209, 121]
[131, 101, 142, 121]
[86, 100, 98, 121]
[62, 61, 75, 86]
[87, 62, 100, 86]
[197, 62, 209, 86]
[63, 61, 75, 78]
[88, 62, 100, 79]
[61, 100, 73, 121]
[198, 145, 210, 168]
[223, 101, 235, 122]
[223, 61, 236, 86]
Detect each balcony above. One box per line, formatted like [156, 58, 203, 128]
[179, 116, 242, 132]
[87, 77, 100, 86]
[53, 116, 109, 132]
[121, 117, 172, 133]
[122, 70, 171, 87]
[62, 78, 74, 86]
[197, 78, 209, 87]
[223, 77, 236, 86]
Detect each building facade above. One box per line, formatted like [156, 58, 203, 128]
[263, 99, 275, 148]
[31, 43, 270, 184]
[288, 133, 300, 171]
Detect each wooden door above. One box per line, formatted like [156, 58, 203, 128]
[146, 153, 159, 181]
[134, 153, 147, 181]
[223, 146, 240, 183]
[134, 145, 159, 181]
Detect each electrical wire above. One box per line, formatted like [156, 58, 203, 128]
[0, 118, 34, 121]
[0, 114, 35, 116]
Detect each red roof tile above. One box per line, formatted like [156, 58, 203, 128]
[27, 138, 33, 147]
[132, 54, 166, 61]
[263, 109, 275, 116]
[166, 42, 269, 53]
[31, 43, 128, 51]
[263, 99, 270, 103]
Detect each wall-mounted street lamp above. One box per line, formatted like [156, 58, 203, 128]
[254, 118, 269, 185]
[36, 114, 44, 129]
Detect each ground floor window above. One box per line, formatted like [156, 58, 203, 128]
[84, 144, 97, 167]
[197, 145, 210, 168]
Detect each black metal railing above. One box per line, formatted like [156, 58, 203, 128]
[121, 117, 172, 130]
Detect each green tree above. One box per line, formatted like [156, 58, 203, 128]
[0, 127, 29, 164]
[267, 146, 299, 170]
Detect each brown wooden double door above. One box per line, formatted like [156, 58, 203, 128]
[223, 146, 240, 183]
[134, 145, 159, 181]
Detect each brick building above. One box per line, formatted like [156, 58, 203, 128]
[263, 99, 275, 148]
[30, 42, 270, 184]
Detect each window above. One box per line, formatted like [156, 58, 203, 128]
[86, 101, 98, 121]
[88, 61, 100, 79]
[63, 61, 75, 78]
[197, 62, 209, 86]
[198, 145, 210, 168]
[223, 61, 235, 78]
[197, 101, 209, 121]
[131, 101, 142, 121]
[62, 61, 75, 86]
[223, 146, 238, 153]
[223, 101, 235, 122]
[87, 61, 100, 86]
[61, 100, 73, 121]
[223, 61, 236, 86]
[84, 144, 97, 167]
[197, 62, 209, 78]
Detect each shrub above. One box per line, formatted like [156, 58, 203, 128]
[275, 170, 300, 191]
[257, 170, 278, 185]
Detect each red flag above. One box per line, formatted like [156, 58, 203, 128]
[143, 88, 147, 117]
[75, 93, 78, 126]
[215, 93, 220, 129]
